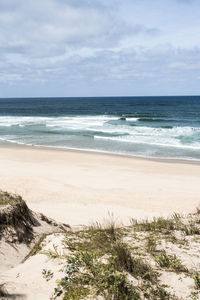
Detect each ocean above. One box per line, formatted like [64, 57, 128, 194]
[0, 96, 200, 161]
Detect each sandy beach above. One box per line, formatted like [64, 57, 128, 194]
[0, 145, 199, 226]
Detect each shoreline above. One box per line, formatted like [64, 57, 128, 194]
[1, 140, 200, 166]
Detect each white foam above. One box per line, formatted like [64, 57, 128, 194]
[0, 115, 200, 157]
[94, 134, 200, 150]
[126, 117, 139, 121]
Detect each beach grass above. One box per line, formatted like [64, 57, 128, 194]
[42, 211, 200, 299]
[50, 222, 174, 299]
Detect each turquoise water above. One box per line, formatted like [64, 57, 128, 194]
[0, 96, 200, 161]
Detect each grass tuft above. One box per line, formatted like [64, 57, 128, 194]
[193, 272, 200, 290]
[146, 234, 157, 254]
[181, 224, 200, 235]
[130, 216, 178, 234]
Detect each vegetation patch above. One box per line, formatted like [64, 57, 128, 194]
[49, 222, 176, 300]
[0, 190, 22, 206]
[130, 214, 182, 234]
[154, 250, 187, 273]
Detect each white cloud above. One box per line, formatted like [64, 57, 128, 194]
[0, 0, 200, 96]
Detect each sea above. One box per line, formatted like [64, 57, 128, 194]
[0, 96, 200, 161]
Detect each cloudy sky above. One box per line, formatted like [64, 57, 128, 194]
[0, 0, 200, 97]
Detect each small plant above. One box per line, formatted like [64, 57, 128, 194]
[42, 269, 53, 281]
[63, 256, 80, 283]
[193, 271, 200, 290]
[155, 251, 172, 268]
[155, 251, 186, 272]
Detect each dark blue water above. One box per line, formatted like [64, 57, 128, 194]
[0, 96, 200, 160]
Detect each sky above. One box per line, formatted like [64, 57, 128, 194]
[0, 0, 200, 97]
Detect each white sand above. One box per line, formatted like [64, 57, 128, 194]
[0, 233, 67, 300]
[0, 145, 200, 225]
